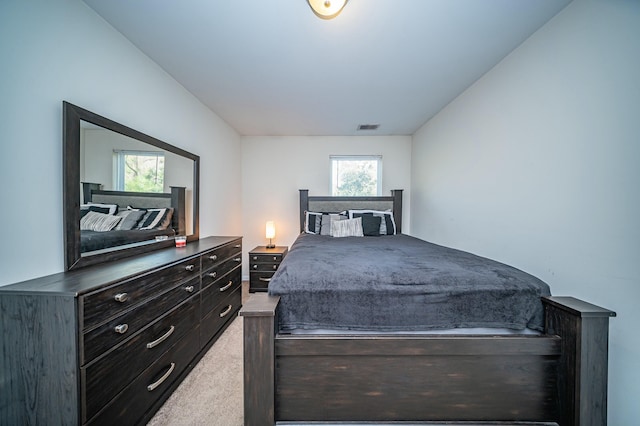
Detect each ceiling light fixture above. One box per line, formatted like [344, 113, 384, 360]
[307, 0, 348, 20]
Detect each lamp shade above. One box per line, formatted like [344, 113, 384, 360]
[265, 221, 276, 239]
[307, 0, 348, 20]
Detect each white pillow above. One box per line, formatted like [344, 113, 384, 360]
[331, 217, 364, 238]
[320, 213, 347, 236]
[80, 211, 122, 232]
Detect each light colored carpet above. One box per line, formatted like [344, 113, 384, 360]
[147, 316, 244, 426]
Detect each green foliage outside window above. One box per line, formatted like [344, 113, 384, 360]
[331, 157, 380, 196]
[116, 152, 164, 193]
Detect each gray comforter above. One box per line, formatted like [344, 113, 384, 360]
[268, 233, 550, 332]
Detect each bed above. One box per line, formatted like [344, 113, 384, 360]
[80, 182, 186, 253]
[240, 190, 616, 426]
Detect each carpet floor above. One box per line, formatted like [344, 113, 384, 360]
[146, 316, 244, 426]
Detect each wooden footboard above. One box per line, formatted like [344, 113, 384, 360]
[240, 295, 614, 426]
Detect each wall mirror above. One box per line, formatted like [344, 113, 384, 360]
[64, 101, 200, 270]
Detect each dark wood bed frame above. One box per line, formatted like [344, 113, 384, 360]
[82, 182, 186, 235]
[240, 190, 615, 426]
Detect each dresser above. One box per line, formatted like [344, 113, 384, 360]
[248, 245, 288, 292]
[0, 236, 242, 425]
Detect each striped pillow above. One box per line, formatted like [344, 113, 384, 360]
[331, 217, 364, 238]
[304, 211, 322, 234]
[80, 211, 122, 232]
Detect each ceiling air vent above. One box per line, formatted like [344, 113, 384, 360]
[357, 124, 380, 131]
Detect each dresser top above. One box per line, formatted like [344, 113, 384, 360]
[0, 236, 241, 297]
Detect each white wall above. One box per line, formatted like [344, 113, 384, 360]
[411, 0, 639, 423]
[0, 0, 242, 286]
[241, 135, 412, 278]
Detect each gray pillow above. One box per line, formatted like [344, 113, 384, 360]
[320, 213, 347, 236]
[115, 210, 146, 230]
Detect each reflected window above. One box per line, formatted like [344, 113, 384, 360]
[114, 150, 165, 192]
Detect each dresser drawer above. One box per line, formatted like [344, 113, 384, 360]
[86, 326, 200, 426]
[202, 256, 242, 289]
[201, 268, 241, 318]
[82, 277, 199, 364]
[250, 253, 284, 263]
[201, 239, 242, 270]
[81, 257, 201, 331]
[82, 295, 199, 422]
[200, 287, 241, 348]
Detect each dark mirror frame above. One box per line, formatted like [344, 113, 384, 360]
[63, 101, 200, 270]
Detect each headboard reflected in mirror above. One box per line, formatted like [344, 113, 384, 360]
[63, 101, 200, 270]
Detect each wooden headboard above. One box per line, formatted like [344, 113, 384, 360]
[82, 182, 186, 235]
[299, 189, 403, 234]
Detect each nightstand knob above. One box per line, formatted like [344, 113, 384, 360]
[185, 264, 195, 272]
[253, 265, 257, 269]
[114, 293, 128, 303]
[273, 256, 277, 261]
[114, 324, 129, 334]
[209, 254, 217, 261]
[252, 256, 258, 261]
[273, 265, 277, 270]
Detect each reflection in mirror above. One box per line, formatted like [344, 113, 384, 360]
[80, 121, 195, 239]
[64, 101, 200, 270]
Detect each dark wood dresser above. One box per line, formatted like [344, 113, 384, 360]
[248, 245, 288, 292]
[0, 236, 242, 425]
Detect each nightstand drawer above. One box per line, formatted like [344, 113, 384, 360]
[250, 253, 284, 263]
[250, 272, 274, 292]
[250, 262, 280, 272]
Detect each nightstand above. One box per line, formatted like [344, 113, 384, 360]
[248, 246, 288, 292]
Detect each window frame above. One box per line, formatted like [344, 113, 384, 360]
[330, 155, 383, 196]
[113, 149, 165, 192]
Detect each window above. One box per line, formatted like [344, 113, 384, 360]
[114, 150, 165, 192]
[330, 155, 382, 196]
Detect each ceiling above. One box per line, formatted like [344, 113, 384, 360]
[83, 0, 571, 136]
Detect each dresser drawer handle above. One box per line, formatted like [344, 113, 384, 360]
[233, 257, 241, 262]
[147, 362, 175, 392]
[114, 293, 129, 303]
[219, 280, 233, 292]
[252, 265, 257, 269]
[252, 256, 258, 261]
[273, 265, 277, 270]
[209, 254, 217, 261]
[146, 325, 175, 349]
[185, 264, 195, 272]
[219, 305, 233, 318]
[273, 256, 278, 261]
[208, 272, 217, 279]
[184, 285, 195, 293]
[259, 277, 271, 282]
[114, 324, 129, 334]
[234, 244, 241, 248]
